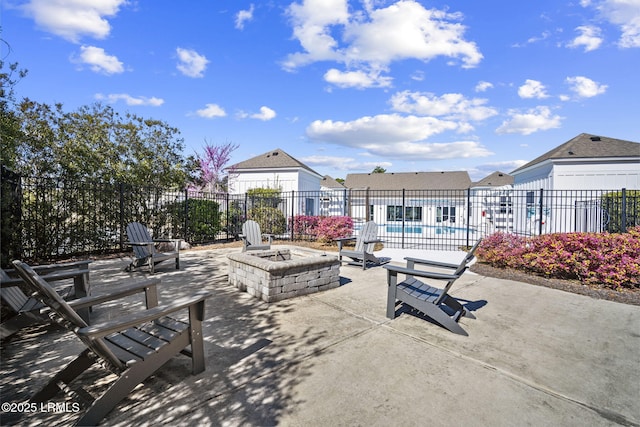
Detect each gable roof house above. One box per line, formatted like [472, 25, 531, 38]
[511, 133, 640, 190]
[227, 148, 323, 195]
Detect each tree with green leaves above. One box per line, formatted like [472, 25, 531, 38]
[0, 58, 28, 170]
[372, 166, 386, 173]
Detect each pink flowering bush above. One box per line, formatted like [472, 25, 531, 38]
[314, 216, 353, 243]
[290, 215, 320, 236]
[476, 226, 640, 291]
[289, 215, 353, 243]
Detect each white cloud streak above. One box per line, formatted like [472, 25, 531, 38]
[284, 0, 482, 88]
[567, 25, 603, 51]
[75, 45, 124, 74]
[390, 91, 498, 122]
[196, 104, 227, 118]
[518, 79, 549, 99]
[300, 155, 392, 171]
[587, 0, 640, 48]
[235, 4, 255, 30]
[20, 0, 126, 42]
[306, 114, 492, 160]
[176, 48, 209, 78]
[95, 93, 164, 106]
[496, 106, 563, 135]
[565, 76, 608, 98]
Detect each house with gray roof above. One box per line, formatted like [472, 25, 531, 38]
[227, 148, 324, 216]
[341, 171, 475, 244]
[511, 133, 639, 190]
[510, 133, 639, 235]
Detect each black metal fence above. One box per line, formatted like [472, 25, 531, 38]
[1, 167, 638, 266]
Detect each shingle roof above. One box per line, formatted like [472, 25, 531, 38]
[344, 171, 472, 190]
[473, 171, 514, 187]
[321, 175, 345, 189]
[231, 148, 321, 177]
[512, 133, 640, 173]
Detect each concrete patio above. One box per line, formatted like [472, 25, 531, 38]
[1, 245, 638, 426]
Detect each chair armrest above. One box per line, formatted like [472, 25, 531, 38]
[404, 257, 460, 270]
[363, 238, 383, 244]
[67, 278, 160, 310]
[125, 241, 154, 247]
[77, 291, 211, 339]
[3, 260, 91, 279]
[384, 265, 463, 281]
[2, 269, 90, 286]
[334, 237, 356, 243]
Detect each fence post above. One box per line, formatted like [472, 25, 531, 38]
[119, 182, 125, 252]
[226, 193, 230, 240]
[401, 189, 406, 249]
[343, 188, 347, 216]
[291, 191, 295, 241]
[184, 189, 189, 242]
[621, 188, 627, 233]
[466, 188, 471, 248]
[538, 188, 544, 236]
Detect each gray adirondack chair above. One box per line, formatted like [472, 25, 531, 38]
[240, 220, 272, 252]
[125, 222, 180, 273]
[1, 260, 91, 339]
[335, 221, 384, 270]
[384, 239, 482, 336]
[12, 260, 210, 426]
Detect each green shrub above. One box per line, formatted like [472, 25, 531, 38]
[601, 190, 640, 232]
[169, 199, 221, 243]
[249, 206, 286, 235]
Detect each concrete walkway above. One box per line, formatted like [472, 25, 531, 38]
[1, 245, 638, 426]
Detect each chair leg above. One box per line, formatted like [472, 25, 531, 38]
[30, 349, 95, 403]
[76, 335, 192, 425]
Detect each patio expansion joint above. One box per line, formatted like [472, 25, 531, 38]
[382, 322, 639, 427]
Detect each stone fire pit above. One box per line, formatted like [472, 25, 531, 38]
[227, 248, 341, 302]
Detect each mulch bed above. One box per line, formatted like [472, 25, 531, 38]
[469, 262, 640, 306]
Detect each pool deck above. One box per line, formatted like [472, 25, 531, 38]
[1, 244, 639, 426]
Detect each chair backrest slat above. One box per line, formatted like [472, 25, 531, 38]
[126, 222, 155, 259]
[436, 238, 483, 303]
[242, 220, 263, 247]
[356, 221, 378, 253]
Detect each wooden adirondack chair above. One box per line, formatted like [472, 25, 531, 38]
[12, 260, 211, 426]
[1, 260, 91, 339]
[384, 239, 482, 336]
[125, 222, 180, 273]
[335, 221, 384, 270]
[240, 220, 272, 252]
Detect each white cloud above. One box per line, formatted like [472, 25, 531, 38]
[324, 68, 393, 88]
[20, 0, 126, 42]
[565, 76, 608, 98]
[95, 93, 164, 106]
[476, 160, 529, 174]
[475, 81, 494, 92]
[176, 48, 209, 78]
[235, 4, 255, 30]
[306, 114, 493, 160]
[196, 104, 227, 118]
[390, 91, 498, 122]
[283, 0, 482, 87]
[586, 0, 640, 47]
[496, 106, 563, 135]
[74, 46, 124, 74]
[300, 155, 392, 171]
[567, 25, 603, 51]
[518, 79, 549, 99]
[250, 106, 277, 121]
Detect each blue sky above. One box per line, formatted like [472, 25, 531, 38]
[3, 0, 639, 181]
